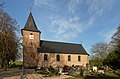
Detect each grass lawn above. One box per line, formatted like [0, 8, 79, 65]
[65, 77, 83, 79]
[65, 72, 120, 79]
[14, 61, 23, 65]
[10, 61, 23, 68]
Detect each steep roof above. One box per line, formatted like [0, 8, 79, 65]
[22, 12, 40, 32]
[39, 40, 89, 55]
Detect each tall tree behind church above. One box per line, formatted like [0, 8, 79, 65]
[104, 25, 120, 69]
[0, 6, 20, 69]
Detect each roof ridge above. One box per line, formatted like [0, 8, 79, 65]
[40, 40, 82, 45]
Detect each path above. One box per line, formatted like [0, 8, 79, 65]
[0, 68, 71, 79]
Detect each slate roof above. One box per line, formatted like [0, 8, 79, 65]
[22, 12, 40, 32]
[39, 40, 89, 55]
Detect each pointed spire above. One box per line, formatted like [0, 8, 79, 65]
[22, 12, 40, 32]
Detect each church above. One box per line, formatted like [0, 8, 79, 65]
[21, 12, 89, 68]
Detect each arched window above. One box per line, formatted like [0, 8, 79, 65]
[44, 54, 48, 61]
[68, 55, 71, 61]
[78, 56, 81, 61]
[56, 55, 60, 61]
[30, 33, 33, 35]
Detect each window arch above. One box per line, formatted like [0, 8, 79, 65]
[68, 55, 71, 61]
[30, 33, 33, 35]
[78, 56, 81, 61]
[44, 54, 48, 61]
[56, 55, 60, 61]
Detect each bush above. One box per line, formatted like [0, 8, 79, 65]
[68, 67, 75, 76]
[48, 66, 58, 76]
[75, 73, 80, 77]
[80, 68, 84, 77]
[63, 65, 69, 72]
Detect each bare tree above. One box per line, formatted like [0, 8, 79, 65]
[91, 42, 109, 60]
[0, 7, 20, 69]
[23, 46, 38, 68]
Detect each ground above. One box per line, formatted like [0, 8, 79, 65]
[0, 68, 120, 79]
[0, 68, 71, 79]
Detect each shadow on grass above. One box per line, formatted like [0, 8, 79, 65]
[114, 71, 120, 76]
[84, 75, 120, 79]
[0, 68, 21, 78]
[65, 73, 120, 79]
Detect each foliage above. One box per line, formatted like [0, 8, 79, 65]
[89, 59, 103, 68]
[0, 6, 20, 69]
[37, 66, 59, 77]
[110, 26, 120, 51]
[68, 66, 76, 76]
[91, 42, 108, 60]
[80, 68, 84, 77]
[104, 26, 120, 70]
[75, 73, 80, 77]
[48, 66, 58, 76]
[68, 66, 85, 77]
[103, 51, 120, 70]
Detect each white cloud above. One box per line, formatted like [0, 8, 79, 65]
[55, 32, 78, 40]
[87, 0, 113, 16]
[34, 0, 57, 11]
[98, 27, 116, 42]
[49, 16, 82, 39]
[34, 0, 115, 41]
[67, 0, 81, 13]
[86, 0, 114, 25]
[34, 0, 83, 40]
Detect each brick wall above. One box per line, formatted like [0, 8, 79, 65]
[37, 53, 89, 68]
[22, 30, 40, 68]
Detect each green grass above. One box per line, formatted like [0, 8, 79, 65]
[107, 72, 119, 77]
[14, 61, 23, 65]
[10, 61, 23, 68]
[65, 77, 83, 79]
[65, 72, 120, 79]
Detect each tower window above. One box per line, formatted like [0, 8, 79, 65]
[44, 54, 48, 61]
[30, 33, 33, 35]
[68, 55, 71, 61]
[78, 56, 81, 61]
[29, 33, 34, 39]
[56, 55, 60, 61]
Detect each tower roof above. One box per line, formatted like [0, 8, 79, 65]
[22, 12, 40, 32]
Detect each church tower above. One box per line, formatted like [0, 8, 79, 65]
[21, 12, 41, 68]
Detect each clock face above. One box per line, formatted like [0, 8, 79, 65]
[29, 35, 34, 39]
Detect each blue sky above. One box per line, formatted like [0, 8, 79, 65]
[1, 0, 120, 55]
